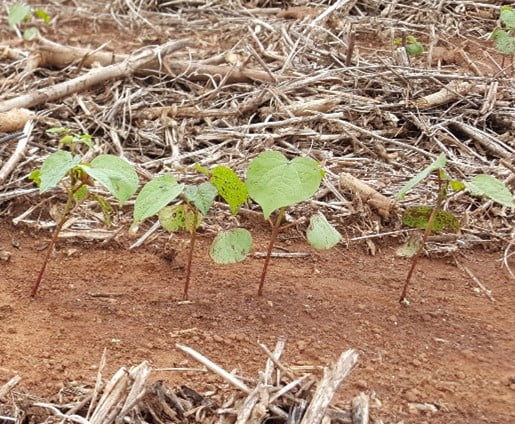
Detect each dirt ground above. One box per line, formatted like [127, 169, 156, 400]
[1, 222, 514, 423]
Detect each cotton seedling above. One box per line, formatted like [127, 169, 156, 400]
[396, 153, 514, 304]
[29, 130, 138, 296]
[245, 151, 342, 296]
[132, 164, 250, 299]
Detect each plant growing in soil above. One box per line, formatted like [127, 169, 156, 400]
[132, 165, 251, 299]
[396, 153, 514, 304]
[8, 3, 50, 40]
[29, 129, 138, 297]
[393, 35, 425, 56]
[245, 151, 342, 296]
[491, 6, 515, 56]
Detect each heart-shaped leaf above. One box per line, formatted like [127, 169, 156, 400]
[246, 151, 323, 219]
[39, 151, 81, 193]
[210, 228, 252, 264]
[133, 175, 184, 223]
[81, 154, 138, 205]
[306, 213, 342, 250]
[184, 182, 218, 215]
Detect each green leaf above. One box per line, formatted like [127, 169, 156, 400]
[306, 213, 342, 250]
[210, 166, 248, 214]
[28, 169, 41, 186]
[92, 194, 113, 226]
[59, 135, 74, 144]
[500, 6, 515, 29]
[8, 4, 31, 26]
[47, 127, 69, 134]
[133, 175, 184, 223]
[449, 180, 466, 192]
[33, 9, 50, 24]
[194, 163, 209, 175]
[405, 40, 424, 56]
[465, 174, 515, 208]
[396, 153, 447, 200]
[402, 206, 460, 233]
[184, 182, 217, 215]
[39, 151, 81, 193]
[73, 184, 89, 203]
[494, 32, 515, 55]
[23, 27, 39, 40]
[246, 151, 323, 219]
[80, 155, 138, 205]
[210, 228, 252, 264]
[159, 205, 201, 233]
[396, 234, 422, 258]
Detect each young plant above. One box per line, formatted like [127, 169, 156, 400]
[393, 35, 425, 57]
[8, 3, 50, 40]
[29, 131, 138, 297]
[245, 151, 342, 296]
[132, 165, 250, 299]
[491, 6, 515, 57]
[396, 153, 514, 304]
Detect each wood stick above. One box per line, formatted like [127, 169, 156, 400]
[339, 172, 396, 219]
[351, 392, 369, 424]
[0, 40, 191, 113]
[300, 349, 359, 424]
[0, 120, 34, 185]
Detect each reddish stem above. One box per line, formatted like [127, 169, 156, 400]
[257, 208, 285, 296]
[400, 175, 448, 303]
[31, 184, 84, 297]
[183, 213, 198, 300]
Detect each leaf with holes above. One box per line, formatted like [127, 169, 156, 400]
[210, 166, 248, 214]
[402, 206, 460, 233]
[159, 205, 201, 233]
[210, 228, 252, 264]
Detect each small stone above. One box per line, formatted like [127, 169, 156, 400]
[455, 371, 466, 380]
[297, 340, 308, 352]
[403, 388, 420, 402]
[355, 379, 368, 390]
[388, 315, 397, 323]
[0, 250, 12, 262]
[412, 359, 422, 367]
[421, 314, 431, 322]
[213, 335, 223, 343]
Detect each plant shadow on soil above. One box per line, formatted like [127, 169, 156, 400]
[1, 223, 514, 423]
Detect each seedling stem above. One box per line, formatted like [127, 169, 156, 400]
[258, 207, 285, 296]
[31, 182, 87, 297]
[400, 173, 447, 304]
[183, 207, 198, 300]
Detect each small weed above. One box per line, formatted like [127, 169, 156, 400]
[393, 35, 425, 57]
[8, 3, 50, 40]
[396, 153, 514, 304]
[29, 129, 138, 296]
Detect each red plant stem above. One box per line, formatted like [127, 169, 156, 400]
[31, 184, 84, 297]
[183, 212, 198, 300]
[257, 208, 285, 296]
[400, 174, 447, 303]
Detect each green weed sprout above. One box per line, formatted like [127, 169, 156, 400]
[29, 129, 138, 297]
[8, 3, 50, 40]
[132, 165, 250, 299]
[393, 35, 425, 57]
[396, 153, 514, 304]
[245, 151, 342, 296]
[491, 6, 515, 56]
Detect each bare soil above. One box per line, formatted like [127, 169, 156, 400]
[1, 223, 514, 423]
